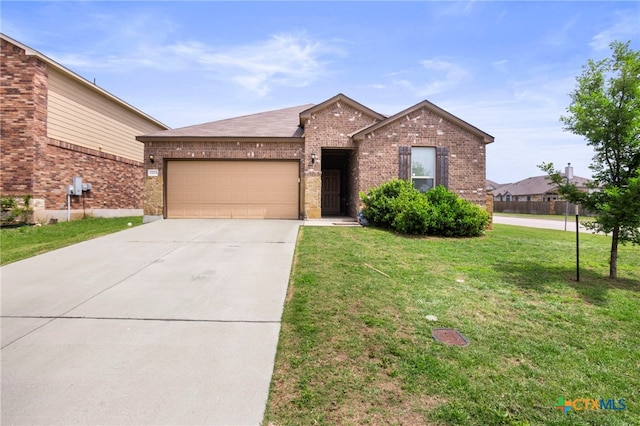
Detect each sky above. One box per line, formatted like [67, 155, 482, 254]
[2, 1, 638, 183]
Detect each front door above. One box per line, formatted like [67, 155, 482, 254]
[322, 169, 341, 215]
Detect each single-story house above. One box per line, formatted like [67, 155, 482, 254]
[137, 93, 493, 220]
[491, 174, 591, 202]
[0, 34, 168, 222]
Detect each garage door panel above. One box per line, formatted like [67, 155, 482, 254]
[167, 161, 299, 219]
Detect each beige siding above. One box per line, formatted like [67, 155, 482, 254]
[47, 69, 162, 161]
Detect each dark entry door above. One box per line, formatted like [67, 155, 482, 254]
[322, 169, 341, 215]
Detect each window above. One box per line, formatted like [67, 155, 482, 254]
[411, 147, 436, 192]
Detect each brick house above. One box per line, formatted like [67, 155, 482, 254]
[0, 34, 168, 222]
[138, 93, 493, 220]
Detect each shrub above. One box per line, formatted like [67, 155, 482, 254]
[424, 186, 490, 237]
[360, 181, 490, 237]
[359, 179, 414, 229]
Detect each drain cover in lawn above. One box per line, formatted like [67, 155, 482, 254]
[432, 328, 469, 346]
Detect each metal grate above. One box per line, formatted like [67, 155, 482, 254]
[432, 328, 469, 346]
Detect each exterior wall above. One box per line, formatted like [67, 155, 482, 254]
[142, 140, 304, 218]
[0, 36, 165, 222]
[358, 105, 487, 205]
[47, 68, 161, 162]
[301, 100, 380, 218]
[36, 140, 144, 222]
[0, 37, 48, 197]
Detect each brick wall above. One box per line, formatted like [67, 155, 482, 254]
[358, 105, 487, 205]
[302, 100, 381, 218]
[43, 140, 144, 211]
[0, 37, 47, 196]
[142, 140, 304, 216]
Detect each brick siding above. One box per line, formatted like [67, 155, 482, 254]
[358, 105, 487, 205]
[302, 100, 381, 217]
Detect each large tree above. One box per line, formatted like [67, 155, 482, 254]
[540, 40, 640, 279]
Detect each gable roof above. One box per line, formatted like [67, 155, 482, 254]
[491, 174, 591, 196]
[1, 33, 168, 130]
[299, 93, 386, 126]
[486, 179, 503, 191]
[137, 104, 313, 141]
[351, 99, 494, 144]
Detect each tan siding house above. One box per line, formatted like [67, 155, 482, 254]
[1, 34, 168, 222]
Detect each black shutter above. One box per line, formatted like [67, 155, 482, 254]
[436, 146, 449, 188]
[399, 146, 411, 180]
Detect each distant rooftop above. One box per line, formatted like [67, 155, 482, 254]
[491, 174, 591, 196]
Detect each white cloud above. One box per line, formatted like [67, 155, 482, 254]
[434, 0, 478, 17]
[415, 59, 470, 96]
[492, 59, 509, 74]
[53, 32, 343, 97]
[195, 33, 341, 96]
[590, 12, 638, 51]
[385, 59, 471, 98]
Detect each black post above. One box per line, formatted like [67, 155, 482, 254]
[575, 213, 580, 282]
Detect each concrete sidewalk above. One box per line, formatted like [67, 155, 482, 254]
[493, 215, 595, 233]
[1, 219, 300, 425]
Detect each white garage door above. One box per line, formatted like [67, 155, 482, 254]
[166, 161, 299, 219]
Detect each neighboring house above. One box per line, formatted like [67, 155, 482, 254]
[137, 93, 494, 220]
[491, 174, 591, 202]
[486, 179, 502, 192]
[0, 34, 168, 222]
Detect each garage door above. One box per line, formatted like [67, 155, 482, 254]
[166, 161, 299, 219]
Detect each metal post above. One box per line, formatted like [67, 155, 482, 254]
[575, 209, 580, 282]
[564, 163, 573, 231]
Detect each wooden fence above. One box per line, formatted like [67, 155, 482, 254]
[494, 201, 594, 216]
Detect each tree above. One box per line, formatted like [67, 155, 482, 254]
[539, 40, 640, 279]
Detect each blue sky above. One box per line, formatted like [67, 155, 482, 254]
[2, 1, 638, 183]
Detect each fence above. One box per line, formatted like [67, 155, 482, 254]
[494, 201, 594, 216]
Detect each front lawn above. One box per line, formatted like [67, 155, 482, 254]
[0, 216, 143, 266]
[265, 224, 639, 425]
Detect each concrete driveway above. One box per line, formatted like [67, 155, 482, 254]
[1, 219, 300, 425]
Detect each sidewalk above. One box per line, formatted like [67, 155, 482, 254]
[493, 215, 594, 233]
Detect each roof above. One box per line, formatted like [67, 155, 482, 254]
[138, 104, 313, 141]
[486, 179, 503, 191]
[351, 99, 494, 144]
[299, 93, 386, 125]
[491, 174, 592, 196]
[1, 33, 169, 130]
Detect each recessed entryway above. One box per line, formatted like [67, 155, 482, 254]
[321, 149, 354, 217]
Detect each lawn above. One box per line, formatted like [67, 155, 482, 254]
[0, 216, 143, 265]
[265, 224, 640, 425]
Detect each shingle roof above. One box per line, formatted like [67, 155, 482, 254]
[491, 174, 591, 196]
[138, 104, 313, 140]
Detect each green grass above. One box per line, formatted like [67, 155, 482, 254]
[265, 224, 640, 425]
[0, 216, 143, 265]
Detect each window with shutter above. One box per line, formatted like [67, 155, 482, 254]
[411, 147, 436, 192]
[401, 146, 449, 191]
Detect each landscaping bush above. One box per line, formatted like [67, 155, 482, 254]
[360, 180, 490, 237]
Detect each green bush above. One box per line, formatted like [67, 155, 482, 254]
[360, 180, 490, 237]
